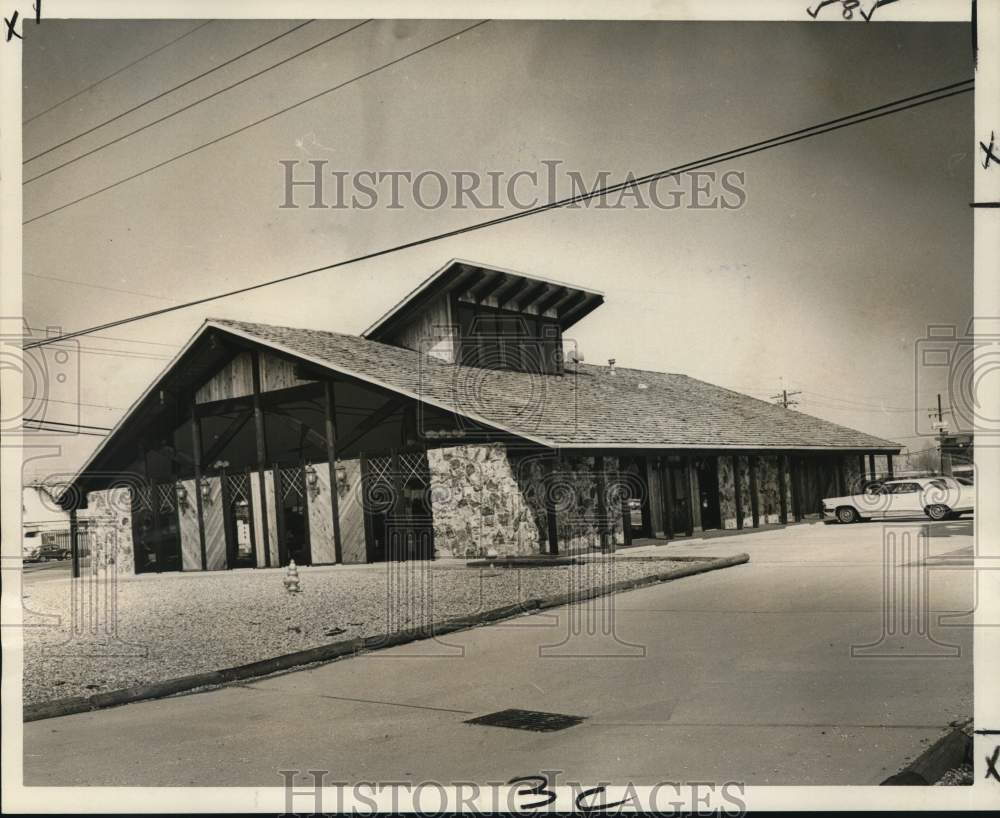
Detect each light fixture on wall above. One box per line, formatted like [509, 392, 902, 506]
[200, 480, 211, 502]
[335, 464, 349, 496]
[176, 484, 189, 510]
[304, 463, 320, 500]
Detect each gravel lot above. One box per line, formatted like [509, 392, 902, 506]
[21, 557, 700, 706]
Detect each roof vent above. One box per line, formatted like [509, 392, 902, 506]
[608, 358, 616, 375]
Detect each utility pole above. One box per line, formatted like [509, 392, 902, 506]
[928, 393, 952, 476]
[770, 388, 801, 409]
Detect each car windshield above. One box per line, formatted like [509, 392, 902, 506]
[929, 478, 950, 490]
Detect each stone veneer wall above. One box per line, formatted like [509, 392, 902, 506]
[549, 454, 625, 554]
[78, 486, 135, 575]
[426, 444, 624, 558]
[427, 444, 545, 558]
[756, 456, 782, 525]
[718, 456, 738, 530]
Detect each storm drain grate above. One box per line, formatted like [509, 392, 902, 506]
[464, 708, 586, 732]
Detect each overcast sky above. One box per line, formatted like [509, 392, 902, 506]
[21, 18, 972, 482]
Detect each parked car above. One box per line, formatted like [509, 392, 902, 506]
[822, 476, 974, 523]
[24, 535, 71, 562]
[23, 532, 42, 562]
[36, 542, 72, 561]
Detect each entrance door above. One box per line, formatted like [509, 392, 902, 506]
[694, 457, 721, 530]
[133, 483, 182, 573]
[667, 460, 693, 536]
[391, 451, 435, 561]
[624, 457, 650, 540]
[223, 472, 257, 568]
[276, 465, 312, 566]
[132, 485, 157, 574]
[362, 450, 435, 562]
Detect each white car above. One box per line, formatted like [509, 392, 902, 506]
[822, 476, 974, 524]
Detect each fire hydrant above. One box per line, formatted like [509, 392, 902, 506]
[283, 559, 302, 593]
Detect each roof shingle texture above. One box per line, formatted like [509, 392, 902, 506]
[212, 319, 900, 451]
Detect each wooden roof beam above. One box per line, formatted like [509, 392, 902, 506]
[494, 276, 531, 310]
[468, 270, 506, 304]
[534, 286, 568, 315]
[513, 279, 550, 312]
[558, 292, 602, 327]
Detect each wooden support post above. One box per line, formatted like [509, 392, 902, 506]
[790, 457, 801, 521]
[836, 457, 845, 496]
[663, 459, 676, 540]
[859, 454, 866, 485]
[69, 507, 80, 579]
[619, 461, 632, 547]
[250, 350, 271, 568]
[323, 380, 344, 564]
[190, 398, 208, 571]
[684, 457, 695, 536]
[359, 451, 374, 562]
[544, 454, 560, 555]
[886, 453, 894, 479]
[868, 453, 877, 482]
[595, 455, 610, 551]
[733, 455, 743, 530]
[390, 448, 404, 561]
[778, 455, 789, 524]
[749, 455, 760, 528]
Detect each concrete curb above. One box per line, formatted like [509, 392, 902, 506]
[23, 552, 748, 723]
[880, 720, 973, 785]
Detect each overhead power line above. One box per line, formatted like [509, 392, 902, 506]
[23, 21, 214, 125]
[22, 418, 114, 431]
[22, 425, 109, 437]
[27, 327, 179, 348]
[24, 21, 315, 165]
[25, 271, 179, 302]
[23, 76, 973, 349]
[24, 19, 369, 184]
[802, 389, 926, 412]
[23, 19, 486, 223]
[28, 396, 128, 411]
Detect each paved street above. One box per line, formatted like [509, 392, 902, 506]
[23, 519, 973, 786]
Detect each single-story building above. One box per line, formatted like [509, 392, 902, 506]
[59, 259, 901, 575]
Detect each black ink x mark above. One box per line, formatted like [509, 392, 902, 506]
[981, 132, 1000, 169]
[987, 745, 1000, 782]
[4, 10, 20, 41]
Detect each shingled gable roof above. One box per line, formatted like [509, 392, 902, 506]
[210, 318, 901, 452]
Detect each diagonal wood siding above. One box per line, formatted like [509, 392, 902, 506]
[178, 479, 202, 570]
[338, 459, 367, 563]
[307, 465, 337, 564]
[202, 477, 227, 570]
